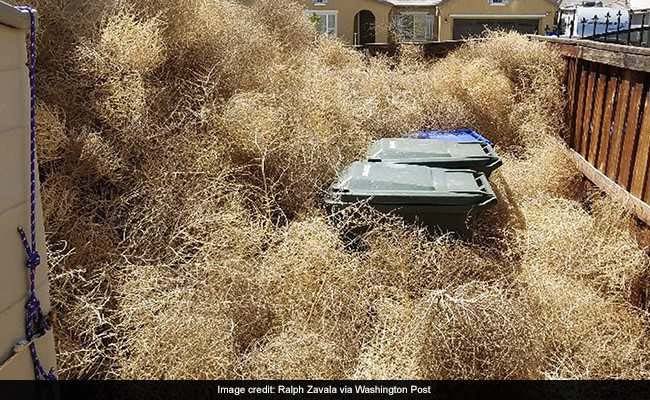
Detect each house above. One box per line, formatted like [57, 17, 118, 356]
[301, 0, 558, 44]
[558, 1, 629, 37]
[437, 0, 558, 40]
[557, 1, 650, 38]
[301, 0, 439, 45]
[629, 0, 650, 25]
[559, 0, 628, 7]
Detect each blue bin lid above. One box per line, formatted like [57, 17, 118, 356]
[413, 128, 493, 146]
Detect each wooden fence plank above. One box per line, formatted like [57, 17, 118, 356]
[645, 152, 650, 203]
[569, 149, 650, 226]
[580, 63, 598, 157]
[565, 58, 577, 147]
[568, 59, 578, 108]
[607, 70, 633, 179]
[617, 73, 645, 190]
[588, 64, 609, 163]
[631, 86, 650, 198]
[573, 62, 589, 151]
[566, 58, 581, 148]
[597, 69, 620, 171]
[579, 46, 650, 73]
[533, 35, 650, 58]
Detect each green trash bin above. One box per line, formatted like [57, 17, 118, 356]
[366, 138, 503, 176]
[325, 162, 497, 230]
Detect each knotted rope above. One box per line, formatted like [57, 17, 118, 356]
[14, 5, 56, 381]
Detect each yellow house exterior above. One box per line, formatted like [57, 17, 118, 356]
[437, 0, 558, 41]
[300, 0, 558, 44]
[301, 0, 394, 44]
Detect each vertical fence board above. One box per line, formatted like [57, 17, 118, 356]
[573, 62, 590, 152]
[644, 155, 650, 203]
[607, 70, 633, 179]
[631, 86, 650, 198]
[588, 65, 609, 163]
[618, 73, 645, 190]
[566, 58, 580, 148]
[580, 63, 598, 157]
[597, 70, 620, 171]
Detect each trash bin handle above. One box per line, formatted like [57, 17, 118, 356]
[475, 173, 496, 198]
[477, 196, 498, 208]
[480, 142, 499, 155]
[486, 159, 504, 170]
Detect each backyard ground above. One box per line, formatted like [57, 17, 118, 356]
[22, 0, 650, 379]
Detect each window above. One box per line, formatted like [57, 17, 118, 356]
[489, 0, 508, 5]
[306, 11, 337, 36]
[312, 0, 328, 5]
[393, 13, 434, 42]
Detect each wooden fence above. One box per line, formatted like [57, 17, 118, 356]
[354, 39, 468, 59]
[536, 36, 650, 225]
[357, 36, 650, 224]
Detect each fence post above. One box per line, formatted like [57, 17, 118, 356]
[592, 14, 599, 38]
[616, 10, 622, 43]
[581, 17, 587, 38]
[604, 12, 611, 42]
[641, 11, 650, 47]
[628, 12, 633, 45]
[642, 13, 647, 46]
[570, 13, 575, 38]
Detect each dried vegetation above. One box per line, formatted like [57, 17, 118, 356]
[19, 0, 650, 379]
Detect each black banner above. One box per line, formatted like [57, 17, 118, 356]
[2, 380, 650, 400]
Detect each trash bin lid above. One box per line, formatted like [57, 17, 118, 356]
[367, 138, 500, 169]
[327, 162, 495, 206]
[414, 128, 493, 146]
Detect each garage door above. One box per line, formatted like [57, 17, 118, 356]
[453, 19, 540, 40]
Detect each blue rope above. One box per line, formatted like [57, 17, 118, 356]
[14, 5, 56, 381]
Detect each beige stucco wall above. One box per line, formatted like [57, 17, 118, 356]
[437, 0, 558, 41]
[301, 0, 393, 44]
[0, 18, 56, 380]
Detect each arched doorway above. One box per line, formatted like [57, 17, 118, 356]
[354, 10, 376, 45]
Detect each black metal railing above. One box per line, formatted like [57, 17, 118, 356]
[553, 9, 650, 47]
